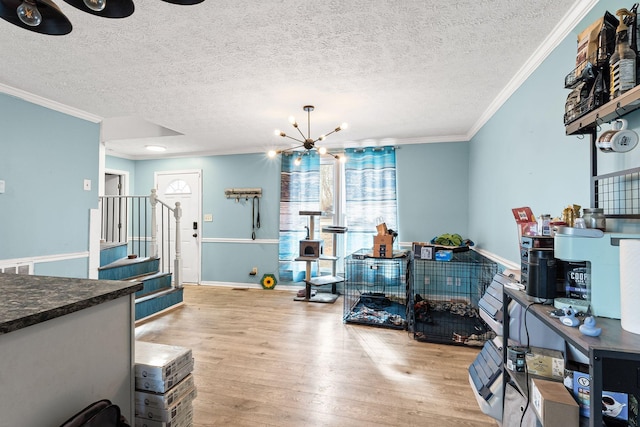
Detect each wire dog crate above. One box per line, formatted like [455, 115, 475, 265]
[411, 250, 498, 346]
[343, 249, 411, 330]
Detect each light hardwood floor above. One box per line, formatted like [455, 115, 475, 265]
[134, 285, 498, 427]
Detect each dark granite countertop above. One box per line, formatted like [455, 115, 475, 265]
[0, 273, 143, 335]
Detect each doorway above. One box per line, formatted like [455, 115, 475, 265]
[155, 170, 202, 284]
[103, 170, 129, 243]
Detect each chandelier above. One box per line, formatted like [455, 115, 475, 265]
[0, 0, 203, 35]
[268, 105, 348, 164]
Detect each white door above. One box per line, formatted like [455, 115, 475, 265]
[155, 170, 202, 284]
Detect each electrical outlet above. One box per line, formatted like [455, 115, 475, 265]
[204, 214, 213, 222]
[250, 267, 258, 276]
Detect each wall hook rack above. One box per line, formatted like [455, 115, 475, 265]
[224, 188, 262, 201]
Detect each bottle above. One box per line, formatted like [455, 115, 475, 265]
[538, 214, 551, 236]
[610, 9, 637, 99]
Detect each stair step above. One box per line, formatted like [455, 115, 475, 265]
[135, 287, 184, 321]
[99, 255, 157, 270]
[99, 242, 128, 267]
[98, 256, 160, 281]
[131, 272, 173, 298]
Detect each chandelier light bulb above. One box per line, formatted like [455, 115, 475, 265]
[83, 0, 106, 11]
[341, 122, 349, 130]
[267, 150, 277, 158]
[17, 0, 42, 26]
[339, 154, 347, 163]
[269, 105, 347, 161]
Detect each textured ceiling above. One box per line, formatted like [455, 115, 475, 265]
[0, 0, 591, 159]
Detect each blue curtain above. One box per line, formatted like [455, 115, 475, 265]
[278, 152, 320, 261]
[344, 146, 398, 255]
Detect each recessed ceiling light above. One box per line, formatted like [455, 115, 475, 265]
[145, 145, 167, 152]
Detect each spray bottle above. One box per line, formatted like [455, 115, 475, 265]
[610, 8, 637, 98]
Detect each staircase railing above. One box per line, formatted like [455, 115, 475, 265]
[99, 189, 183, 288]
[150, 189, 183, 288]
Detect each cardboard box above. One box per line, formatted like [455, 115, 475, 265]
[135, 388, 197, 421]
[512, 206, 538, 238]
[568, 369, 632, 422]
[134, 405, 193, 427]
[530, 378, 579, 427]
[373, 234, 393, 258]
[412, 241, 468, 259]
[526, 347, 565, 380]
[412, 242, 434, 260]
[135, 374, 196, 410]
[435, 250, 453, 261]
[135, 341, 193, 381]
[135, 359, 194, 393]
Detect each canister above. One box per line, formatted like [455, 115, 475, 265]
[582, 208, 606, 231]
[526, 248, 557, 301]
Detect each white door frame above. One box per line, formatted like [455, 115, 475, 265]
[154, 169, 202, 284]
[104, 168, 130, 243]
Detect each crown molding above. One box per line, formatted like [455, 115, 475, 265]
[0, 83, 102, 123]
[467, 0, 599, 140]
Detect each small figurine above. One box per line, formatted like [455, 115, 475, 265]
[579, 316, 602, 337]
[560, 307, 580, 327]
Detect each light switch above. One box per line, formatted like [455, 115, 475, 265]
[0, 180, 5, 194]
[204, 214, 213, 222]
[83, 179, 91, 191]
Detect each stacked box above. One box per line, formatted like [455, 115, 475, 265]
[134, 341, 196, 427]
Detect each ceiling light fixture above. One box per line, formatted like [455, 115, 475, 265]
[268, 105, 347, 162]
[0, 0, 201, 35]
[145, 145, 167, 152]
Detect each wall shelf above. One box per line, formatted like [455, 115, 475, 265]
[565, 83, 640, 217]
[566, 85, 640, 136]
[503, 287, 640, 427]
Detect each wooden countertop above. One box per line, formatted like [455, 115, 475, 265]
[0, 273, 143, 335]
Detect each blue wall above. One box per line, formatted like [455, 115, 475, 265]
[396, 142, 470, 243]
[106, 143, 471, 285]
[130, 154, 281, 285]
[468, 0, 640, 265]
[0, 94, 99, 277]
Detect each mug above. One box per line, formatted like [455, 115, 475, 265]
[596, 119, 639, 153]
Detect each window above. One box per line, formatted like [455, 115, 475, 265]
[164, 179, 192, 195]
[279, 147, 398, 279]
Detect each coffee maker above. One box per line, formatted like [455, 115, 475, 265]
[553, 228, 640, 319]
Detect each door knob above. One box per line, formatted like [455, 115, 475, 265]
[193, 233, 198, 238]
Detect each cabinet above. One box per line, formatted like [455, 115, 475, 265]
[565, 84, 640, 219]
[503, 286, 640, 427]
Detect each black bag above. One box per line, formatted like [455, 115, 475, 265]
[59, 399, 130, 427]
